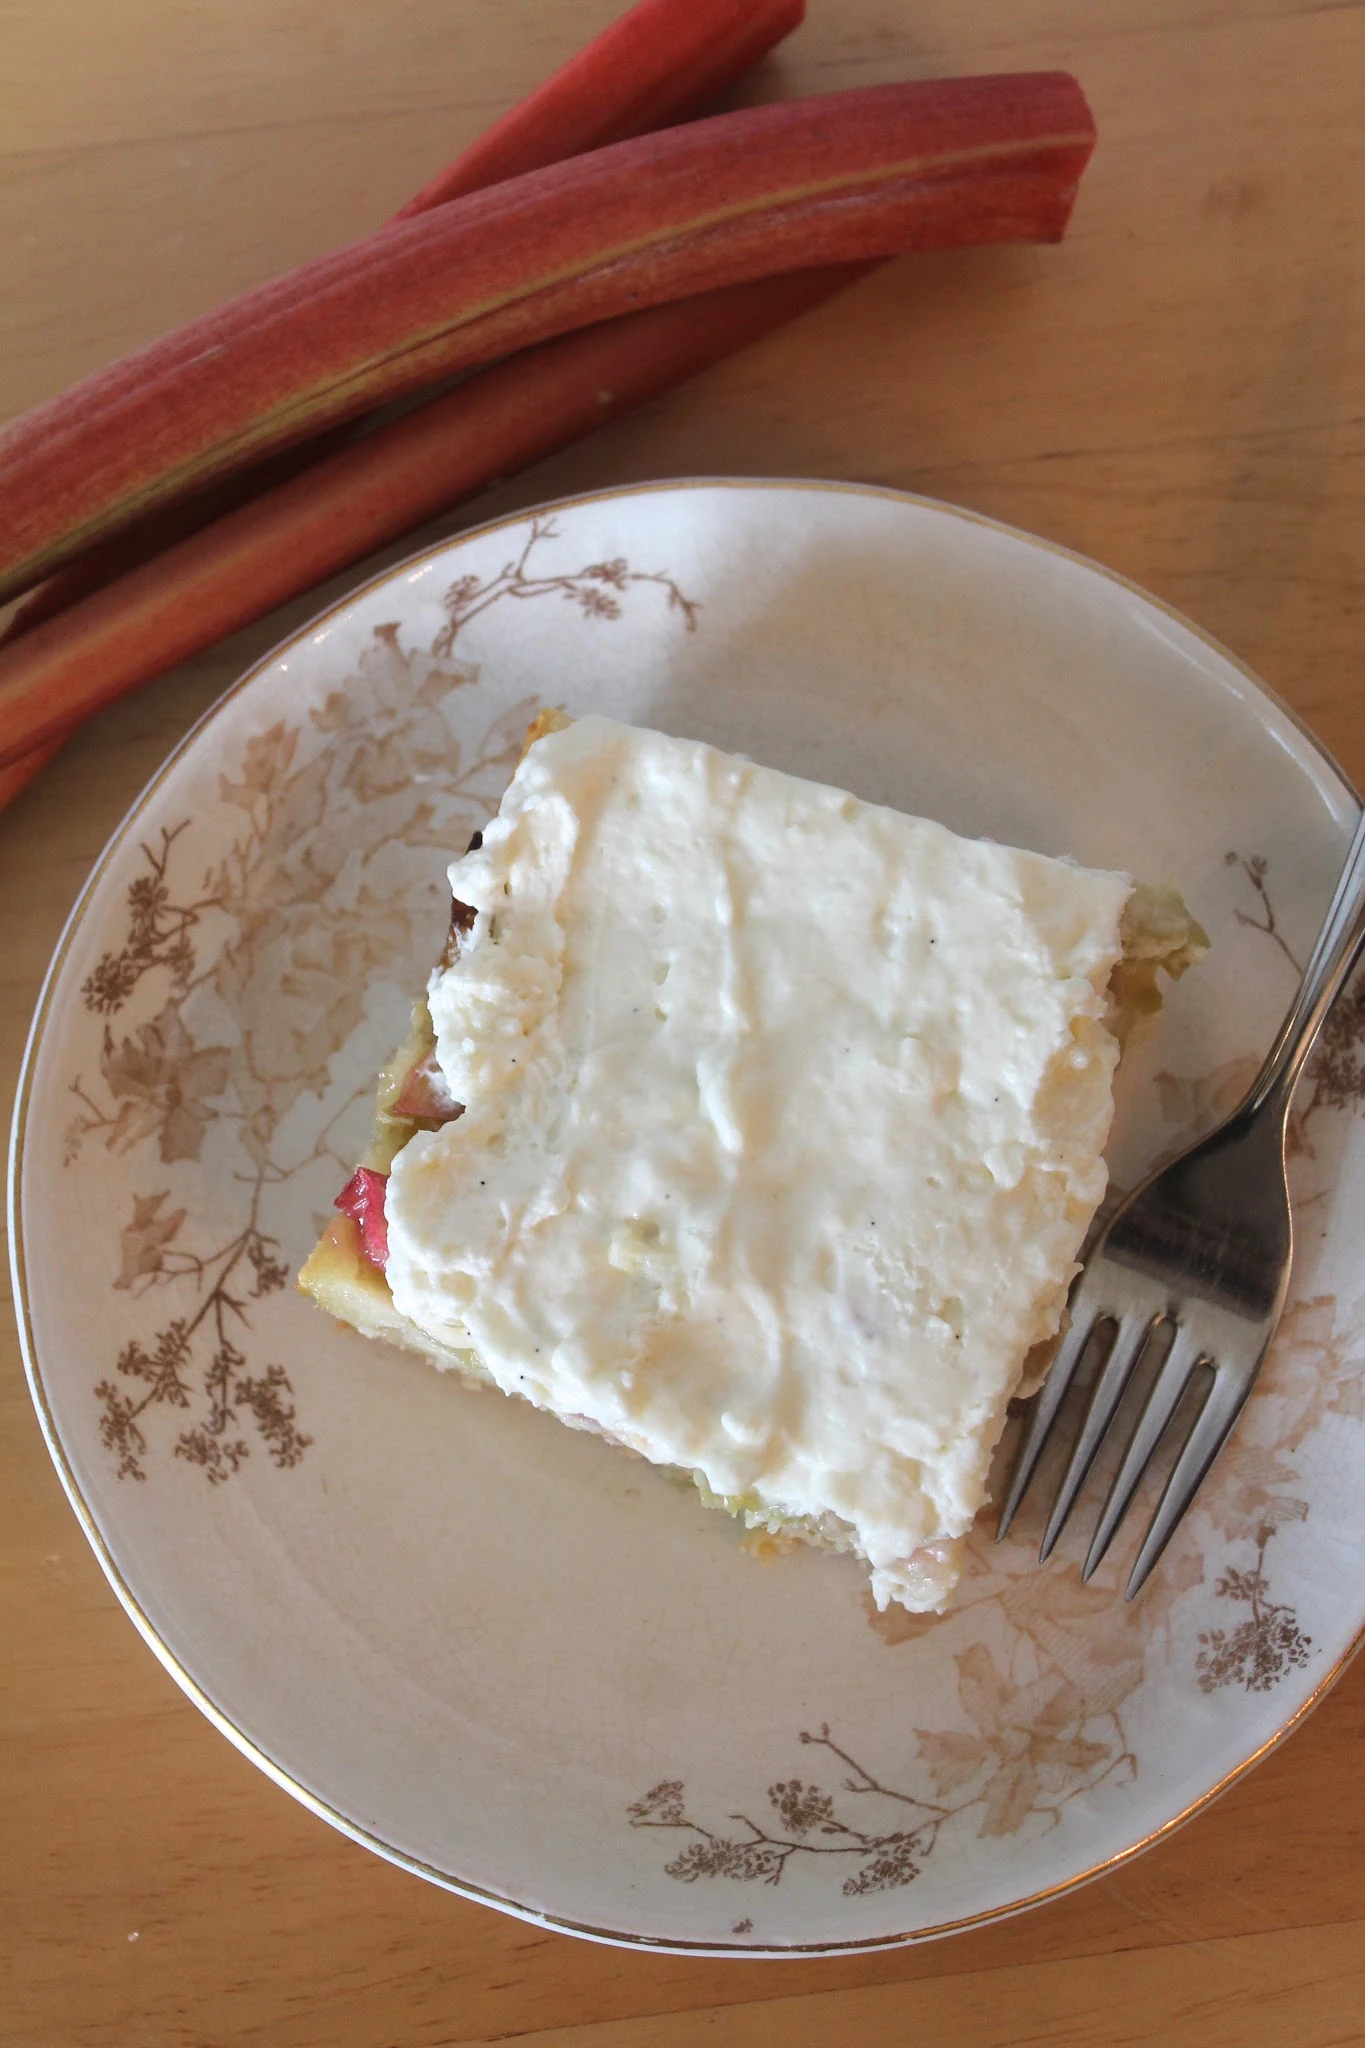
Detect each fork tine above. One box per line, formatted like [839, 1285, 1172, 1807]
[995, 1304, 1102, 1539]
[1082, 1326, 1203, 1579]
[1038, 1311, 1162, 1562]
[1126, 1367, 1257, 1598]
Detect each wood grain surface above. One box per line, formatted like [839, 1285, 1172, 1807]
[2, 3, 1363, 2043]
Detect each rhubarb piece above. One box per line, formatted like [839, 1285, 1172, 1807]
[390, 1050, 465, 1125]
[396, 0, 806, 215]
[0, 76, 1096, 603]
[0, 268, 871, 769]
[334, 1167, 391, 1272]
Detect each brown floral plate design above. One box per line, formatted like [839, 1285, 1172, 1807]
[11, 481, 1364, 1954]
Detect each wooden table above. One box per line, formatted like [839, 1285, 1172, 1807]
[3, 3, 1363, 2041]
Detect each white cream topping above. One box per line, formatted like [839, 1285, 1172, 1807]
[384, 716, 1131, 1609]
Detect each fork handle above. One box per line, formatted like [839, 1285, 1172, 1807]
[1246, 802, 1365, 1123]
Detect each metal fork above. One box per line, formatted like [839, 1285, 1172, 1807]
[998, 805, 1365, 1597]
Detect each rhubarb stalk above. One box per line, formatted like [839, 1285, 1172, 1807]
[0, 76, 1096, 605]
[0, 269, 870, 770]
[396, 0, 806, 215]
[4, 0, 804, 650]
[0, 0, 808, 799]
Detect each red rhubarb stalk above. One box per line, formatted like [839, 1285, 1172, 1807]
[0, 268, 869, 770]
[3, 0, 804, 651]
[0, 76, 1096, 604]
[0, 0, 806, 793]
[0, 433, 354, 645]
[396, 0, 806, 215]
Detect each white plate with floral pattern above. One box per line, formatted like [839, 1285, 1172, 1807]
[11, 480, 1365, 1954]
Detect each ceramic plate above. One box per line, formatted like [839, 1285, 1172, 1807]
[12, 481, 1365, 1954]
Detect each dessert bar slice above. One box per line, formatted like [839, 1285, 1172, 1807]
[300, 713, 1204, 1610]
